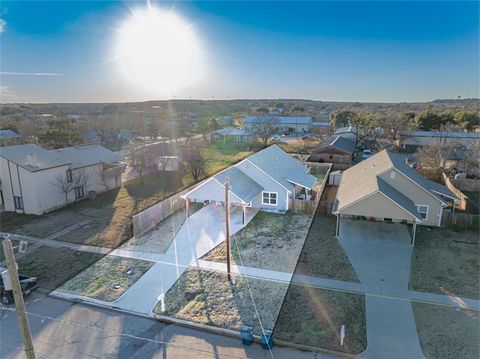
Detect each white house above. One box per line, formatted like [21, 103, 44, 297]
[0, 144, 124, 215]
[182, 145, 317, 220]
[244, 115, 313, 134]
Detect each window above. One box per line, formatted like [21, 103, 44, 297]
[234, 136, 241, 142]
[14, 196, 24, 210]
[66, 169, 73, 183]
[338, 155, 344, 162]
[416, 205, 428, 220]
[390, 171, 396, 179]
[243, 136, 249, 143]
[262, 191, 278, 206]
[74, 186, 85, 200]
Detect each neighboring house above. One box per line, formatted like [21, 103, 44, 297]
[309, 137, 356, 164]
[211, 128, 256, 143]
[333, 150, 457, 241]
[182, 145, 317, 218]
[334, 126, 357, 140]
[0, 129, 22, 145]
[312, 121, 330, 129]
[118, 129, 133, 142]
[244, 115, 313, 134]
[0, 144, 124, 215]
[398, 130, 480, 152]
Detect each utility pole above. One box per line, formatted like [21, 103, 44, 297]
[224, 178, 231, 282]
[2, 239, 36, 359]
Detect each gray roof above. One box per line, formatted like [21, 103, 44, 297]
[312, 121, 330, 127]
[51, 144, 122, 168]
[246, 145, 317, 190]
[0, 129, 21, 139]
[400, 130, 480, 139]
[334, 126, 357, 135]
[377, 177, 423, 221]
[213, 128, 254, 137]
[315, 136, 356, 154]
[214, 167, 263, 203]
[0, 144, 71, 172]
[244, 115, 313, 125]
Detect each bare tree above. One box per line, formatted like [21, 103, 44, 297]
[416, 141, 447, 172]
[127, 147, 147, 178]
[53, 168, 92, 204]
[155, 154, 171, 171]
[254, 117, 276, 146]
[181, 142, 206, 181]
[463, 143, 480, 177]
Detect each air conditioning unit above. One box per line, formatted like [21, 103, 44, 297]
[88, 191, 97, 200]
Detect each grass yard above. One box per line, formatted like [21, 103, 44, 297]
[201, 141, 253, 176]
[274, 284, 367, 354]
[202, 211, 312, 272]
[295, 214, 359, 282]
[17, 246, 103, 290]
[59, 255, 154, 302]
[121, 203, 203, 254]
[409, 226, 479, 299]
[413, 302, 479, 359]
[154, 268, 288, 335]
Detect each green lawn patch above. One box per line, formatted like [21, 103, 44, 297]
[274, 284, 367, 354]
[413, 302, 479, 359]
[17, 246, 103, 290]
[295, 214, 359, 282]
[409, 226, 479, 299]
[202, 141, 253, 176]
[202, 211, 312, 272]
[155, 268, 288, 335]
[59, 255, 154, 302]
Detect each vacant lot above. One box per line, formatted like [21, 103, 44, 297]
[274, 284, 367, 354]
[295, 214, 359, 282]
[201, 141, 253, 176]
[202, 211, 312, 272]
[121, 203, 203, 254]
[60, 255, 154, 302]
[413, 302, 479, 359]
[409, 226, 479, 299]
[155, 268, 288, 335]
[17, 246, 103, 290]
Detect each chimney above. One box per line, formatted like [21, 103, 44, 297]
[26, 153, 39, 168]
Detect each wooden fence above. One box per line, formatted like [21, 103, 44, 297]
[442, 211, 479, 229]
[316, 200, 335, 215]
[442, 172, 468, 211]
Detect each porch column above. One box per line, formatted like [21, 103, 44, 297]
[242, 204, 246, 225]
[185, 198, 190, 219]
[335, 214, 340, 237]
[411, 221, 417, 246]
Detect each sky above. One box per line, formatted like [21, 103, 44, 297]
[0, 0, 478, 103]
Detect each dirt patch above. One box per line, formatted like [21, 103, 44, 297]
[59, 255, 154, 302]
[154, 268, 288, 335]
[413, 302, 479, 359]
[274, 284, 367, 354]
[409, 226, 479, 299]
[295, 214, 359, 282]
[16, 245, 103, 290]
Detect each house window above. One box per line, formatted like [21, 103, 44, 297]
[74, 186, 85, 200]
[234, 136, 241, 142]
[390, 171, 396, 179]
[66, 169, 73, 183]
[338, 155, 344, 162]
[416, 205, 428, 220]
[14, 196, 24, 210]
[243, 136, 249, 143]
[262, 191, 278, 206]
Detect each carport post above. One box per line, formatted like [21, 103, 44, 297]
[411, 221, 417, 246]
[224, 179, 232, 282]
[335, 214, 340, 237]
[242, 205, 246, 225]
[185, 198, 190, 219]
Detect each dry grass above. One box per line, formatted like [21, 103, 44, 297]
[201, 141, 253, 176]
[412, 302, 479, 359]
[409, 226, 479, 299]
[155, 268, 288, 335]
[16, 245, 103, 290]
[60, 255, 154, 302]
[202, 211, 312, 272]
[274, 284, 367, 354]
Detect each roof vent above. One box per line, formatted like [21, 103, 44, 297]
[372, 163, 376, 168]
[26, 153, 39, 168]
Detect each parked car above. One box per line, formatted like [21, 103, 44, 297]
[1, 268, 38, 305]
[362, 149, 373, 159]
[299, 134, 318, 141]
[270, 135, 281, 142]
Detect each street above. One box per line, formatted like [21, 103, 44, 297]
[0, 292, 341, 359]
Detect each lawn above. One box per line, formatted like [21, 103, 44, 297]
[201, 140, 253, 176]
[121, 203, 203, 254]
[17, 245, 103, 290]
[413, 302, 479, 359]
[154, 268, 288, 335]
[202, 211, 313, 272]
[59, 255, 154, 302]
[274, 284, 367, 354]
[409, 226, 479, 299]
[294, 214, 359, 282]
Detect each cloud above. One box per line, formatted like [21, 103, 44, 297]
[0, 19, 5, 33]
[0, 86, 19, 103]
[0, 71, 64, 76]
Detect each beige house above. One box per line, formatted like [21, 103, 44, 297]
[333, 150, 457, 243]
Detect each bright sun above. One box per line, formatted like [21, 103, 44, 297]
[115, 7, 201, 95]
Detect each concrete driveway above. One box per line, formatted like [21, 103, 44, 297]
[338, 219, 425, 359]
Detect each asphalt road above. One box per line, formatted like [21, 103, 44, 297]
[0, 292, 341, 359]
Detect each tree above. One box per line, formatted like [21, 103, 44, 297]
[463, 143, 480, 177]
[413, 109, 452, 131]
[416, 141, 447, 171]
[155, 154, 171, 172]
[331, 109, 356, 127]
[181, 142, 206, 181]
[454, 111, 480, 131]
[127, 147, 147, 178]
[196, 118, 211, 140]
[386, 112, 416, 139]
[53, 168, 91, 205]
[209, 118, 220, 131]
[254, 117, 276, 146]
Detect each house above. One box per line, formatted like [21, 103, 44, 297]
[244, 115, 313, 134]
[182, 145, 317, 219]
[309, 137, 356, 164]
[0, 129, 22, 145]
[334, 126, 357, 140]
[0, 144, 124, 215]
[398, 130, 480, 152]
[211, 128, 256, 143]
[332, 150, 457, 242]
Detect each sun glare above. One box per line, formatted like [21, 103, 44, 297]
[115, 7, 201, 95]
